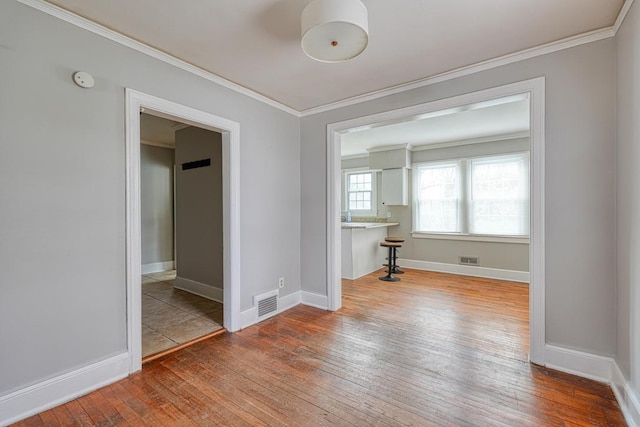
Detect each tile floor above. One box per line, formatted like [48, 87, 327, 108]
[142, 270, 223, 358]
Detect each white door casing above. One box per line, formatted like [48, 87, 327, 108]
[326, 77, 546, 365]
[125, 89, 241, 373]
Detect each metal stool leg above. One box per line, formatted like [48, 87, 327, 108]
[391, 247, 404, 274]
[379, 246, 400, 282]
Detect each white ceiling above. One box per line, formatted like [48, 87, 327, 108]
[341, 95, 530, 156]
[44, 0, 625, 112]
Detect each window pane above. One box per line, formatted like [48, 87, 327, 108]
[348, 173, 372, 192]
[470, 155, 529, 235]
[347, 172, 374, 211]
[415, 164, 459, 232]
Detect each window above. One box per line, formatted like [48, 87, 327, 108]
[414, 153, 529, 237]
[469, 155, 529, 235]
[414, 162, 460, 232]
[345, 170, 376, 215]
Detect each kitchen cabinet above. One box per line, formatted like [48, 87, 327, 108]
[381, 168, 408, 206]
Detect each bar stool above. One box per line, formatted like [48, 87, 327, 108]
[379, 241, 402, 282]
[385, 237, 405, 274]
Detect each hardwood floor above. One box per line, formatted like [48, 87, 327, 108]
[15, 269, 625, 426]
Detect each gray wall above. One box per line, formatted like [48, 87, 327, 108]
[0, 1, 300, 396]
[175, 127, 222, 288]
[302, 39, 616, 356]
[616, 0, 640, 389]
[140, 143, 174, 266]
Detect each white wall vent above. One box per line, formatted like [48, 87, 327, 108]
[459, 256, 479, 266]
[254, 290, 279, 320]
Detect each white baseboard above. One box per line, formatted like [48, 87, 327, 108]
[544, 344, 640, 426]
[544, 344, 613, 383]
[301, 291, 328, 310]
[239, 291, 302, 329]
[0, 353, 129, 426]
[141, 261, 175, 274]
[612, 363, 640, 427]
[398, 258, 530, 283]
[239, 306, 258, 329]
[279, 291, 302, 312]
[174, 276, 223, 303]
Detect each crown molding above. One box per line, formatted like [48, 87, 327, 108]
[366, 143, 412, 153]
[16, 0, 300, 117]
[614, 0, 635, 34]
[18, 0, 629, 118]
[410, 132, 530, 152]
[340, 153, 369, 160]
[299, 26, 615, 116]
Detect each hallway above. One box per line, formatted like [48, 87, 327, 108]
[142, 270, 223, 358]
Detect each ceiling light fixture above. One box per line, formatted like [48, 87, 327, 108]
[301, 0, 369, 63]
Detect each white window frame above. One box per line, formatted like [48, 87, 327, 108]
[342, 168, 378, 217]
[412, 152, 530, 243]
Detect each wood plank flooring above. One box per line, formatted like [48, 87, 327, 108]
[14, 269, 625, 426]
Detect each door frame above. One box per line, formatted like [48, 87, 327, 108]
[326, 77, 546, 365]
[125, 89, 241, 373]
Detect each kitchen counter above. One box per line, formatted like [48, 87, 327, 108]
[341, 222, 399, 280]
[341, 222, 399, 229]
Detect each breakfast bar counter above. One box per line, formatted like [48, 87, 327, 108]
[341, 222, 399, 280]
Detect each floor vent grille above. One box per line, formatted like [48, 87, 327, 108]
[459, 256, 479, 266]
[255, 290, 279, 320]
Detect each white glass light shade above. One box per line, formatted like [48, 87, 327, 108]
[301, 0, 369, 63]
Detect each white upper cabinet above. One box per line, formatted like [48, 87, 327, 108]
[381, 168, 408, 206]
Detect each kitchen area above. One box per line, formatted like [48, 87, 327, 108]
[340, 147, 408, 279]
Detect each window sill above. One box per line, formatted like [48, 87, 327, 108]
[411, 232, 529, 244]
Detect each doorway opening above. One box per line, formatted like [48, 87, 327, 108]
[125, 89, 241, 373]
[139, 114, 225, 361]
[326, 78, 546, 365]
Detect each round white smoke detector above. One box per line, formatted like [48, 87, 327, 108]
[72, 71, 94, 89]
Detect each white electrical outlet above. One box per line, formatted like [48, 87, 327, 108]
[278, 277, 285, 288]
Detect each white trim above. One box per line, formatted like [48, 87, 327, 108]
[141, 261, 175, 274]
[126, 89, 242, 377]
[174, 276, 223, 303]
[0, 353, 128, 426]
[301, 29, 612, 116]
[366, 143, 413, 153]
[301, 291, 329, 310]
[15, 0, 298, 117]
[544, 344, 613, 383]
[239, 307, 258, 330]
[529, 77, 546, 365]
[542, 346, 640, 426]
[612, 363, 640, 427]
[279, 291, 302, 312]
[411, 232, 529, 244]
[140, 139, 175, 149]
[410, 132, 530, 152]
[341, 153, 369, 161]
[239, 292, 302, 329]
[398, 259, 529, 283]
[614, 0, 636, 34]
[327, 77, 546, 364]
